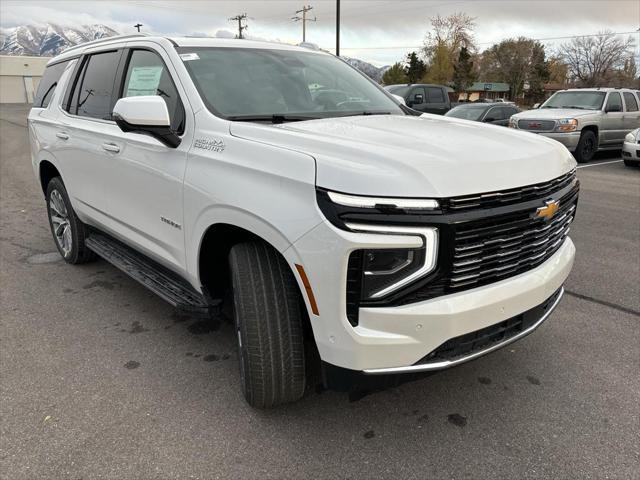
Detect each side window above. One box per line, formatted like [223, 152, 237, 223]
[623, 92, 638, 112]
[427, 87, 445, 103]
[69, 50, 122, 120]
[121, 49, 185, 134]
[33, 60, 69, 108]
[485, 107, 504, 121]
[605, 92, 622, 112]
[411, 87, 426, 103]
[501, 106, 517, 119]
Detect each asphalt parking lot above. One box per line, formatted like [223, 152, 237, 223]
[1, 104, 638, 480]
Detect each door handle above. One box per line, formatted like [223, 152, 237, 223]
[56, 132, 69, 140]
[101, 143, 120, 153]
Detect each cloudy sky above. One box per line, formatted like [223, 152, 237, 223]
[1, 0, 638, 65]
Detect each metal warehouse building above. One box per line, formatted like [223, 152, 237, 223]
[0, 55, 51, 103]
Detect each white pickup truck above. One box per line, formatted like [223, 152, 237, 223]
[29, 35, 578, 407]
[510, 88, 640, 162]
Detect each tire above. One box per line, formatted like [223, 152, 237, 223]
[45, 177, 97, 264]
[229, 241, 305, 408]
[574, 130, 597, 163]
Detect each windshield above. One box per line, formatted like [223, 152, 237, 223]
[179, 47, 403, 120]
[541, 91, 606, 110]
[445, 105, 487, 121]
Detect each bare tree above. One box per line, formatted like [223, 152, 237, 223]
[560, 31, 635, 86]
[423, 12, 476, 56]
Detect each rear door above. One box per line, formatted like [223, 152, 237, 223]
[425, 86, 449, 115]
[56, 49, 124, 220]
[622, 92, 640, 132]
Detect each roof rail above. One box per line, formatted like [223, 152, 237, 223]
[61, 33, 148, 55]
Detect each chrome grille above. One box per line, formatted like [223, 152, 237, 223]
[517, 119, 556, 132]
[450, 202, 575, 289]
[446, 169, 576, 211]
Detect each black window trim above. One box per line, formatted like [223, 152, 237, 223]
[62, 48, 125, 123]
[117, 46, 186, 136]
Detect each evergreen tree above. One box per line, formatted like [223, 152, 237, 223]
[382, 62, 408, 85]
[404, 52, 426, 83]
[452, 46, 476, 94]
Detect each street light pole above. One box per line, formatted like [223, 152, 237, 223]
[336, 0, 340, 56]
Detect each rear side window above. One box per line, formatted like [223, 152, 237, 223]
[120, 49, 185, 134]
[485, 107, 504, 120]
[33, 60, 69, 108]
[69, 50, 122, 120]
[427, 87, 445, 103]
[623, 92, 638, 112]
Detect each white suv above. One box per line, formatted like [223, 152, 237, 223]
[29, 35, 578, 407]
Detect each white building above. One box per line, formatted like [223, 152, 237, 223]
[0, 55, 51, 103]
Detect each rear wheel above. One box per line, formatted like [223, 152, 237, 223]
[46, 177, 96, 264]
[229, 241, 306, 408]
[574, 130, 597, 163]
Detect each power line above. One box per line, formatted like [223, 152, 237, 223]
[320, 30, 640, 51]
[292, 5, 316, 43]
[229, 13, 249, 39]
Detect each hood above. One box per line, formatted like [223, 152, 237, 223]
[514, 108, 598, 120]
[229, 114, 576, 198]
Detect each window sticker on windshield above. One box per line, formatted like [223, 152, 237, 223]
[180, 53, 200, 61]
[126, 66, 163, 96]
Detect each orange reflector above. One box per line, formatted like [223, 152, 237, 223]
[295, 264, 319, 316]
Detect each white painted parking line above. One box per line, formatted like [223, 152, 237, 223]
[576, 159, 622, 169]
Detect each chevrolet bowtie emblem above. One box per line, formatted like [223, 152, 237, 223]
[535, 200, 560, 220]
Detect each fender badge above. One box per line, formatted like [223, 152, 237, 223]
[194, 138, 225, 153]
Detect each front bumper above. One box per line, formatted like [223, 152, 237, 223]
[622, 140, 640, 160]
[289, 219, 575, 372]
[536, 131, 581, 151]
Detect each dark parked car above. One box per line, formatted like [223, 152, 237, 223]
[445, 102, 520, 126]
[384, 83, 451, 114]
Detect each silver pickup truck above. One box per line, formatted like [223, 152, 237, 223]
[510, 88, 640, 162]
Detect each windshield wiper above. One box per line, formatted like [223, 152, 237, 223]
[226, 114, 320, 124]
[336, 111, 393, 117]
[565, 105, 587, 110]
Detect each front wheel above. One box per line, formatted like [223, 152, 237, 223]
[574, 130, 597, 163]
[46, 177, 96, 264]
[229, 242, 306, 408]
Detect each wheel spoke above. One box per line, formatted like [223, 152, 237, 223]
[62, 225, 72, 253]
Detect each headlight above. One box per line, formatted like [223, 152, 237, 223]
[508, 118, 518, 128]
[346, 224, 438, 300]
[327, 191, 439, 210]
[556, 118, 578, 132]
[625, 131, 636, 143]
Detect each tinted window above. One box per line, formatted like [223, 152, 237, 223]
[605, 92, 622, 112]
[445, 105, 486, 121]
[69, 50, 121, 119]
[411, 87, 426, 102]
[427, 87, 445, 103]
[121, 49, 184, 134]
[501, 106, 518, 118]
[484, 107, 504, 120]
[623, 92, 638, 112]
[33, 60, 70, 108]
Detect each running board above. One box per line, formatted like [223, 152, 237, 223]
[85, 233, 219, 318]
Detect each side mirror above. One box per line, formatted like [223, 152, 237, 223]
[533, 103, 540, 109]
[413, 93, 424, 105]
[113, 96, 181, 148]
[605, 104, 622, 113]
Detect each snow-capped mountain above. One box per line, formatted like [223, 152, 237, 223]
[0, 23, 118, 56]
[343, 57, 390, 82]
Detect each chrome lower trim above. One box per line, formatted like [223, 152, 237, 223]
[363, 287, 564, 375]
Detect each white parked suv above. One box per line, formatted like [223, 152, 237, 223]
[29, 35, 578, 407]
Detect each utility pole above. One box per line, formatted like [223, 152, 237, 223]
[134, 23, 143, 33]
[229, 13, 248, 39]
[335, 0, 340, 56]
[292, 5, 315, 43]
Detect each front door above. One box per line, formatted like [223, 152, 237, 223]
[600, 92, 626, 146]
[101, 47, 191, 273]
